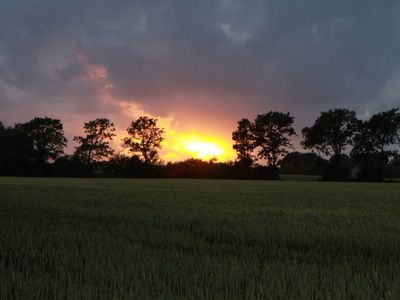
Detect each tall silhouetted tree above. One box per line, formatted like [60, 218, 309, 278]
[301, 109, 358, 180]
[301, 109, 358, 157]
[74, 118, 116, 164]
[123, 116, 165, 164]
[232, 118, 255, 167]
[16, 117, 67, 164]
[351, 108, 400, 181]
[0, 125, 34, 175]
[252, 111, 296, 168]
[386, 154, 400, 178]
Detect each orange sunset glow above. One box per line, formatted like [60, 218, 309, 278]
[170, 133, 235, 161]
[71, 53, 236, 162]
[157, 131, 235, 162]
[113, 119, 236, 162]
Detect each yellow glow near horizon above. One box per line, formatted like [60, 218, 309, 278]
[165, 133, 235, 161]
[110, 123, 235, 162]
[184, 140, 223, 159]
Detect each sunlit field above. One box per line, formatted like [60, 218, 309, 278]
[1, 178, 400, 299]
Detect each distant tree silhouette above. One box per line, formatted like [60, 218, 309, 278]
[301, 109, 358, 181]
[252, 111, 296, 168]
[123, 116, 164, 164]
[385, 153, 400, 178]
[232, 118, 255, 167]
[2, 107, 400, 181]
[16, 117, 67, 164]
[74, 118, 116, 164]
[0, 125, 34, 175]
[351, 108, 400, 181]
[301, 109, 358, 157]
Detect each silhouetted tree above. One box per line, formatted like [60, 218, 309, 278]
[232, 118, 255, 167]
[252, 111, 296, 168]
[123, 116, 165, 164]
[0, 121, 4, 131]
[301, 109, 358, 181]
[16, 117, 67, 164]
[74, 118, 116, 164]
[301, 109, 358, 157]
[385, 154, 400, 179]
[351, 108, 400, 181]
[0, 125, 34, 175]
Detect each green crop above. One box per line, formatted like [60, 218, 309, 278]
[0, 178, 399, 299]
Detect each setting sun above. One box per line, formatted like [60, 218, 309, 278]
[164, 133, 235, 161]
[184, 140, 223, 159]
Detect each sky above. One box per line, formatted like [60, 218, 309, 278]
[0, 0, 400, 161]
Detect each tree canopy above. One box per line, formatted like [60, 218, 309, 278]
[351, 108, 400, 181]
[16, 117, 67, 164]
[0, 125, 34, 175]
[301, 109, 358, 157]
[232, 118, 255, 167]
[252, 111, 296, 168]
[123, 117, 165, 164]
[74, 118, 116, 164]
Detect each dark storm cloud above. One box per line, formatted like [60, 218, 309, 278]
[0, 0, 400, 128]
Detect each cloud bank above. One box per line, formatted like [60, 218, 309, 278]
[0, 0, 399, 159]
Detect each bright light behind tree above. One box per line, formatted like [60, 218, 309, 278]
[184, 140, 223, 159]
[165, 134, 234, 161]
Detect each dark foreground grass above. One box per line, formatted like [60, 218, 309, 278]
[0, 178, 399, 299]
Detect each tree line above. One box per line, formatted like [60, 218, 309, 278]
[232, 108, 400, 181]
[0, 108, 399, 181]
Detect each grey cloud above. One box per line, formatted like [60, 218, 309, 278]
[0, 0, 400, 131]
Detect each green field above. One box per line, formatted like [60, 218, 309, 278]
[1, 178, 400, 299]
